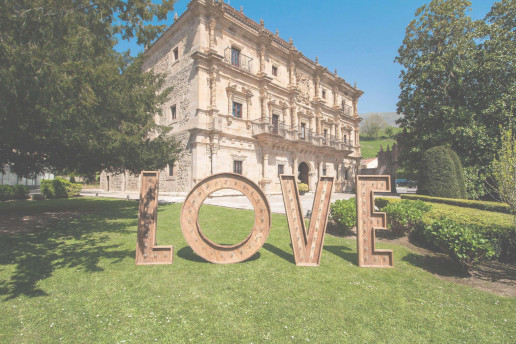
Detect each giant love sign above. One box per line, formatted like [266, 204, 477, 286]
[135, 172, 393, 267]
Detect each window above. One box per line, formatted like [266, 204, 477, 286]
[232, 102, 242, 118]
[231, 47, 240, 67]
[322, 167, 327, 176]
[344, 170, 349, 180]
[323, 129, 328, 144]
[278, 164, 284, 176]
[168, 163, 174, 177]
[233, 161, 243, 175]
[322, 89, 326, 99]
[344, 134, 347, 143]
[171, 105, 177, 120]
[300, 123, 306, 139]
[272, 65, 278, 76]
[173, 47, 179, 60]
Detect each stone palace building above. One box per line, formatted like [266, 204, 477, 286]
[101, 0, 363, 194]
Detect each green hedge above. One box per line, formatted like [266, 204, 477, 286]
[400, 194, 511, 214]
[382, 200, 432, 236]
[41, 178, 82, 199]
[418, 146, 462, 198]
[376, 197, 515, 262]
[0, 185, 30, 201]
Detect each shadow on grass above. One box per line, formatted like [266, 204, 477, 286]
[402, 253, 469, 277]
[323, 245, 357, 266]
[176, 245, 261, 263]
[262, 243, 295, 264]
[0, 199, 137, 300]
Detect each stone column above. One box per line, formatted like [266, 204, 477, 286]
[259, 45, 266, 74]
[290, 105, 297, 129]
[293, 157, 298, 175]
[289, 61, 296, 86]
[263, 153, 269, 179]
[314, 74, 320, 99]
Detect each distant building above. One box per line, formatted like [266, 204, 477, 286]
[101, 0, 363, 194]
[359, 144, 398, 192]
[0, 165, 54, 186]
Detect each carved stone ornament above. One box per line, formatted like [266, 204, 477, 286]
[180, 173, 271, 264]
[356, 175, 393, 267]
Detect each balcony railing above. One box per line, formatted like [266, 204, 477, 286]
[224, 47, 253, 73]
[251, 119, 354, 152]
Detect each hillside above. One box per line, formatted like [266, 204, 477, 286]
[359, 112, 401, 127]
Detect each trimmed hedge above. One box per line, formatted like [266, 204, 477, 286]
[418, 146, 462, 199]
[401, 194, 511, 214]
[330, 198, 356, 234]
[382, 200, 432, 236]
[447, 149, 467, 199]
[423, 218, 495, 271]
[41, 178, 82, 199]
[376, 197, 516, 262]
[0, 185, 30, 201]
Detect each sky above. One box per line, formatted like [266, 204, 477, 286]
[116, 0, 496, 114]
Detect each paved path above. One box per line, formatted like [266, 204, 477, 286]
[81, 188, 400, 215]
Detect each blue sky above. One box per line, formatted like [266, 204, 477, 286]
[116, 0, 496, 114]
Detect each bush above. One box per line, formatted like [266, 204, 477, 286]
[298, 183, 308, 193]
[41, 178, 82, 199]
[423, 218, 495, 271]
[447, 149, 466, 199]
[375, 197, 399, 210]
[382, 199, 432, 236]
[0, 185, 30, 201]
[418, 146, 462, 198]
[330, 198, 356, 234]
[400, 194, 511, 214]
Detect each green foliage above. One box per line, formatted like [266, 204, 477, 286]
[418, 146, 461, 198]
[0, 185, 30, 201]
[423, 218, 495, 271]
[464, 166, 488, 199]
[362, 114, 387, 138]
[329, 198, 357, 234]
[491, 128, 516, 218]
[447, 149, 466, 198]
[41, 178, 81, 199]
[401, 194, 511, 214]
[297, 183, 309, 193]
[395, 0, 515, 184]
[383, 200, 432, 236]
[359, 137, 397, 159]
[0, 0, 180, 177]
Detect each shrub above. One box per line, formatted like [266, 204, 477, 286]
[12, 185, 30, 199]
[41, 178, 82, 199]
[382, 199, 432, 236]
[418, 146, 461, 198]
[298, 183, 308, 193]
[0, 185, 29, 201]
[330, 198, 356, 234]
[423, 218, 495, 271]
[401, 194, 511, 214]
[447, 149, 466, 199]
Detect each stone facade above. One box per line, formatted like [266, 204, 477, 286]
[101, 0, 363, 194]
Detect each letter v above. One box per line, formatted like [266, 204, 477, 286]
[280, 175, 334, 266]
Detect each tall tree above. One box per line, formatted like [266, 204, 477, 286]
[395, 0, 515, 191]
[362, 114, 387, 138]
[0, 0, 180, 177]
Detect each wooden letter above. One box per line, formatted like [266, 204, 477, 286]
[356, 175, 393, 267]
[135, 171, 173, 265]
[280, 175, 334, 266]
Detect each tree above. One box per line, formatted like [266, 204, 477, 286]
[418, 146, 461, 199]
[395, 0, 515, 191]
[0, 0, 180, 177]
[491, 128, 516, 223]
[362, 114, 387, 138]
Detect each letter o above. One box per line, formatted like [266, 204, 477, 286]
[180, 173, 271, 264]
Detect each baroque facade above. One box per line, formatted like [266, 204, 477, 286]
[101, 0, 363, 194]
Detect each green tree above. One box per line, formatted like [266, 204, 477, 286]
[362, 114, 387, 138]
[395, 0, 515, 186]
[0, 0, 180, 177]
[491, 128, 516, 224]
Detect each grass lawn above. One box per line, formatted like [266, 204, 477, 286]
[0, 198, 515, 343]
[359, 136, 397, 159]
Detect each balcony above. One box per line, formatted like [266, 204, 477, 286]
[251, 119, 354, 153]
[224, 47, 253, 73]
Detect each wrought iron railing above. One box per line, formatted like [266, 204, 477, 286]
[224, 47, 253, 73]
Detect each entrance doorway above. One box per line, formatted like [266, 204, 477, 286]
[298, 162, 309, 187]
